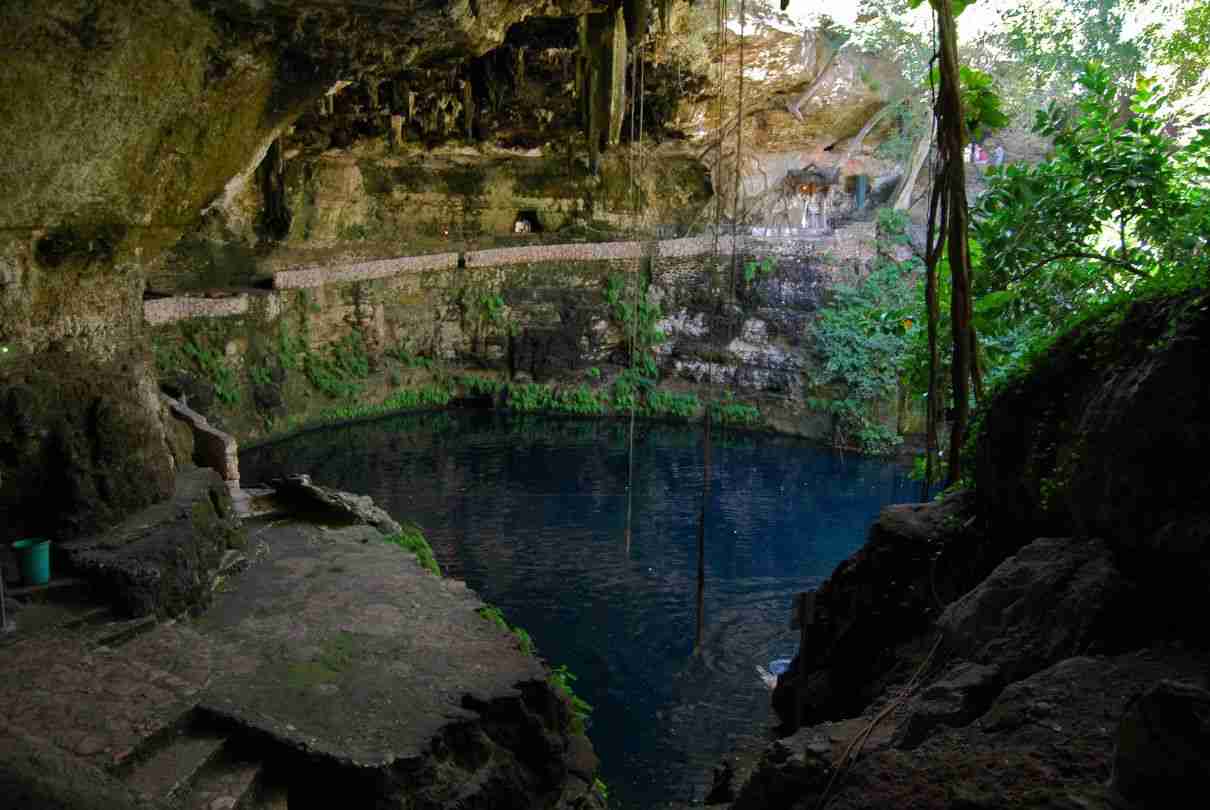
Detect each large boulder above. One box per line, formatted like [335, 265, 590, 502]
[937, 537, 1131, 683]
[974, 291, 1210, 644]
[771, 490, 1022, 731]
[975, 291, 1210, 553]
[62, 466, 245, 618]
[0, 353, 174, 543]
[1111, 679, 1210, 807]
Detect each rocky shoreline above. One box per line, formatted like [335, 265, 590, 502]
[1, 466, 604, 810]
[705, 292, 1210, 809]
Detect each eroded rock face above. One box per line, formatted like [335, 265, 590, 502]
[769, 490, 1018, 732]
[938, 537, 1131, 683]
[1111, 679, 1210, 807]
[975, 291, 1210, 551]
[62, 465, 245, 618]
[0, 353, 174, 543]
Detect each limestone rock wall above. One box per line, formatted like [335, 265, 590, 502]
[144, 227, 916, 445]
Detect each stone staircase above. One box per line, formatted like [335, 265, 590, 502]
[0, 596, 286, 810]
[119, 719, 287, 810]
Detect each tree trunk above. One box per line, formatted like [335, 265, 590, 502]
[935, 0, 974, 487]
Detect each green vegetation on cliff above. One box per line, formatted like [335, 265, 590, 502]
[383, 524, 441, 576]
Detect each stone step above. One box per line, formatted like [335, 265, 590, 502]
[88, 614, 159, 649]
[6, 577, 91, 600]
[251, 773, 289, 810]
[124, 729, 228, 801]
[180, 746, 264, 810]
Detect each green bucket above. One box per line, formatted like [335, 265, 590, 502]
[12, 538, 50, 586]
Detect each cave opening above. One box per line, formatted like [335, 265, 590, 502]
[513, 210, 544, 234]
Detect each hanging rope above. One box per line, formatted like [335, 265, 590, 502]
[713, 0, 727, 258]
[729, 0, 747, 306]
[624, 30, 650, 554]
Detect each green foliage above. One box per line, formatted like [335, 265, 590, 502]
[967, 64, 1210, 396]
[643, 390, 701, 420]
[299, 383, 454, 429]
[385, 342, 437, 370]
[549, 664, 593, 735]
[742, 256, 776, 283]
[710, 398, 763, 428]
[248, 363, 274, 388]
[477, 602, 594, 734]
[593, 778, 610, 803]
[611, 367, 655, 411]
[475, 605, 536, 656]
[305, 331, 371, 399]
[274, 320, 308, 371]
[908, 0, 978, 16]
[586, 366, 602, 380]
[876, 207, 913, 246]
[383, 524, 441, 577]
[477, 605, 509, 632]
[603, 272, 664, 379]
[457, 374, 503, 396]
[1145, 2, 1210, 98]
[180, 326, 240, 405]
[509, 383, 607, 416]
[958, 65, 1010, 143]
[983, 0, 1143, 113]
[809, 228, 917, 454]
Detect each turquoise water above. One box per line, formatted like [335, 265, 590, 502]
[241, 410, 918, 808]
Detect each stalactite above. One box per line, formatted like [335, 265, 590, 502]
[462, 78, 475, 140]
[623, 0, 652, 42]
[257, 137, 291, 241]
[580, 10, 627, 171]
[606, 4, 627, 146]
[513, 46, 527, 90]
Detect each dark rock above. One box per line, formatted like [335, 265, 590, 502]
[61, 466, 245, 618]
[268, 474, 402, 535]
[162, 371, 216, 418]
[0, 721, 155, 810]
[893, 661, 1001, 749]
[162, 411, 195, 472]
[733, 651, 1208, 810]
[938, 537, 1130, 684]
[1111, 680, 1210, 807]
[728, 729, 833, 810]
[773, 490, 1019, 732]
[704, 757, 736, 804]
[975, 291, 1210, 553]
[0, 354, 174, 543]
[564, 732, 599, 783]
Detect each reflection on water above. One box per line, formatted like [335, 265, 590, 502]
[241, 411, 918, 809]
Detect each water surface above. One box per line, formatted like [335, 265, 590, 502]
[241, 411, 917, 808]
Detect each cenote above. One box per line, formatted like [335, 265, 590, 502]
[241, 410, 918, 808]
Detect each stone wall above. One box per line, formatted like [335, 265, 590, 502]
[145, 227, 920, 444]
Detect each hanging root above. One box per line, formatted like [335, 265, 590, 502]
[813, 632, 947, 810]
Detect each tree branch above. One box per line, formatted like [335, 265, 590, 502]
[1017, 251, 1149, 280]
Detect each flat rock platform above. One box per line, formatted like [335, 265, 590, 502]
[195, 520, 548, 768]
[1, 514, 579, 810]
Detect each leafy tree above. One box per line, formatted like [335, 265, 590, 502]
[974, 63, 1210, 326]
[978, 0, 1144, 114]
[809, 213, 919, 454]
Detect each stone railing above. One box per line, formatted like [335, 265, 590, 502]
[162, 394, 240, 490]
[272, 252, 459, 290]
[144, 294, 250, 326]
[144, 227, 871, 326]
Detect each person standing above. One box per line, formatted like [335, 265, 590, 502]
[992, 143, 1005, 167]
